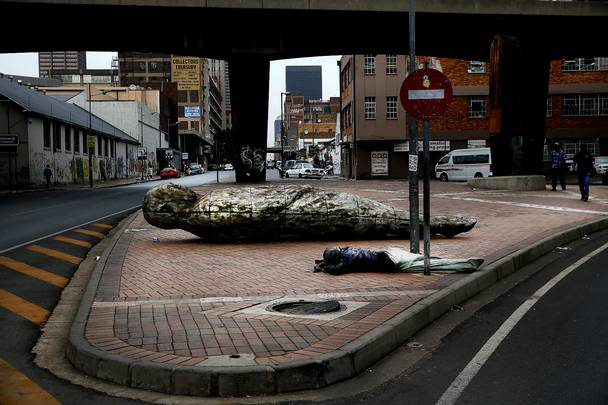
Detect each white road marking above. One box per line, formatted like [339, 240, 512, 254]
[0, 205, 141, 254]
[436, 240, 608, 405]
[434, 195, 608, 216]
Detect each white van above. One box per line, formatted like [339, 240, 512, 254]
[435, 147, 492, 181]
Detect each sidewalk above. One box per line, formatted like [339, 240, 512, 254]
[0, 175, 161, 194]
[66, 180, 608, 397]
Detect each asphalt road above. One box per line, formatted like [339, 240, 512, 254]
[0, 170, 239, 252]
[279, 228, 608, 405]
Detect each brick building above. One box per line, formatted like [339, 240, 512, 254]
[339, 55, 608, 179]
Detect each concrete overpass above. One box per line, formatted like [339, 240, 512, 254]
[1, 0, 607, 180]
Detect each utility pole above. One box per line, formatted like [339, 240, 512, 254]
[408, 0, 420, 253]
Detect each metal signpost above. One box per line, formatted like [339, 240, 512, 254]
[400, 68, 453, 274]
[407, 0, 420, 255]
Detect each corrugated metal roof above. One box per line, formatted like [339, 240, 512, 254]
[0, 77, 138, 145]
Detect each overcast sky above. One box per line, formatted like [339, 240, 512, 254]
[0, 52, 341, 146]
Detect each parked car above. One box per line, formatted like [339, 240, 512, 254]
[223, 163, 234, 170]
[279, 159, 309, 177]
[284, 162, 325, 179]
[189, 163, 204, 175]
[435, 147, 492, 182]
[594, 156, 608, 176]
[160, 167, 180, 179]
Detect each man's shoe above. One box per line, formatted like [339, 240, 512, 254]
[583, 195, 589, 201]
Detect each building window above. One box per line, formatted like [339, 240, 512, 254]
[386, 55, 397, 75]
[562, 141, 599, 157]
[386, 96, 398, 119]
[547, 97, 553, 117]
[364, 97, 376, 120]
[189, 90, 199, 102]
[43, 120, 51, 148]
[467, 61, 486, 73]
[98, 135, 102, 155]
[178, 91, 188, 103]
[105, 138, 109, 157]
[53, 123, 62, 151]
[74, 129, 80, 153]
[191, 121, 200, 131]
[364, 55, 376, 75]
[65, 126, 71, 152]
[110, 140, 114, 158]
[561, 57, 608, 72]
[562, 94, 608, 116]
[468, 96, 487, 118]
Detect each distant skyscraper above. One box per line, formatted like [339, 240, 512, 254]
[286, 66, 322, 102]
[39, 51, 86, 78]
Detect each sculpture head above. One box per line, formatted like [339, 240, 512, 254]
[143, 183, 199, 214]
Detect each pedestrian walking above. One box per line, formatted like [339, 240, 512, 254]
[43, 164, 53, 189]
[550, 142, 567, 191]
[573, 144, 594, 201]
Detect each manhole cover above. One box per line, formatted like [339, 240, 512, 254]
[270, 300, 342, 315]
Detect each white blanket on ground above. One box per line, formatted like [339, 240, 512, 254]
[382, 247, 484, 272]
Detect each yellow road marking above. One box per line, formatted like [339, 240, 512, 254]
[74, 228, 105, 238]
[0, 257, 68, 288]
[91, 223, 113, 229]
[26, 245, 82, 265]
[0, 356, 61, 405]
[0, 289, 49, 325]
[53, 235, 92, 249]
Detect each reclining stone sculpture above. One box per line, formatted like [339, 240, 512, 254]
[142, 183, 476, 242]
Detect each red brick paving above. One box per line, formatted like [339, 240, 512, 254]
[85, 180, 608, 366]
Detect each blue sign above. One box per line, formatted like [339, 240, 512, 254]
[184, 106, 201, 118]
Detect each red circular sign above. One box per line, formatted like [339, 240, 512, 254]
[400, 68, 453, 120]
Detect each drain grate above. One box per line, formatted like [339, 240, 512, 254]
[269, 300, 342, 315]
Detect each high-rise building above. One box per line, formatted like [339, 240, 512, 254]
[286, 66, 322, 102]
[117, 52, 172, 86]
[38, 51, 86, 78]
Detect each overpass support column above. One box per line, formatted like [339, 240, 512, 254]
[488, 34, 550, 176]
[229, 57, 270, 182]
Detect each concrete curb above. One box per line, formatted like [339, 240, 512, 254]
[66, 215, 608, 397]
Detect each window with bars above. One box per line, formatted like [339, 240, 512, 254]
[561, 57, 608, 71]
[386, 55, 397, 75]
[364, 55, 376, 75]
[468, 96, 487, 118]
[43, 120, 51, 149]
[467, 61, 486, 73]
[547, 97, 553, 117]
[562, 94, 608, 116]
[65, 126, 71, 152]
[53, 123, 62, 151]
[74, 129, 80, 153]
[364, 97, 376, 120]
[386, 96, 398, 119]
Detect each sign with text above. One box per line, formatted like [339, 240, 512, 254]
[137, 147, 147, 160]
[0, 134, 19, 147]
[86, 135, 96, 149]
[171, 57, 201, 91]
[400, 68, 453, 120]
[184, 105, 201, 118]
[395, 140, 450, 152]
[182, 152, 189, 160]
[371, 151, 389, 176]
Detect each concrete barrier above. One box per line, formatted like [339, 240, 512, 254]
[468, 175, 546, 191]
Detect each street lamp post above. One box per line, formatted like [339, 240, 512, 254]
[88, 83, 93, 188]
[280, 91, 290, 178]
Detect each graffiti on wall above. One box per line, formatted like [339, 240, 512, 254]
[240, 146, 266, 174]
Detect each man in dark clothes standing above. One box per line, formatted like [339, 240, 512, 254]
[550, 142, 567, 191]
[573, 145, 594, 201]
[43, 165, 53, 189]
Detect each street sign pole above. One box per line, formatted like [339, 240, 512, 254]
[400, 67, 454, 275]
[422, 119, 431, 275]
[408, 0, 420, 254]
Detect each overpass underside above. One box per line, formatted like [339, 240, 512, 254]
[1, 1, 607, 181]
